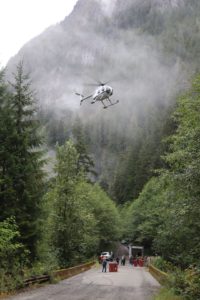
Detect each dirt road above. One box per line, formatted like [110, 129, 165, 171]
[6, 265, 160, 300]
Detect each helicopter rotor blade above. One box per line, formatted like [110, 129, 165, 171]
[83, 83, 99, 87]
[98, 79, 112, 86]
[83, 80, 111, 87]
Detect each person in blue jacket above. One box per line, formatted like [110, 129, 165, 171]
[102, 257, 107, 272]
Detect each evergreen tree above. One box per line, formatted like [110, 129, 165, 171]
[7, 62, 45, 257]
[0, 69, 16, 217]
[72, 118, 95, 178]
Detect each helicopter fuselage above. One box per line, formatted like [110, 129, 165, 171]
[92, 85, 113, 102]
[76, 83, 119, 109]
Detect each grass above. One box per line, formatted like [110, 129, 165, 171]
[154, 288, 184, 300]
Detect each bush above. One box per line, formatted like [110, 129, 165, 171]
[152, 258, 200, 300]
[154, 287, 183, 300]
[167, 269, 187, 296]
[184, 266, 200, 300]
[153, 257, 174, 273]
[0, 217, 29, 293]
[166, 266, 200, 300]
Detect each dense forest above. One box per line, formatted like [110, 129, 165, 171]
[0, 63, 121, 291]
[1, 0, 200, 298]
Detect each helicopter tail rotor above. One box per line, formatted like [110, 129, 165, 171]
[75, 92, 84, 105]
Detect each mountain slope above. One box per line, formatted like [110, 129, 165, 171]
[6, 0, 200, 201]
[7, 0, 190, 109]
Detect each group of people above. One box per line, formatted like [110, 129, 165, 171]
[101, 255, 150, 272]
[101, 255, 127, 272]
[129, 255, 150, 267]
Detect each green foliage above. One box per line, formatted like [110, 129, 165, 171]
[168, 269, 189, 297]
[72, 118, 95, 179]
[153, 257, 174, 273]
[45, 140, 84, 266]
[0, 69, 16, 215]
[153, 75, 200, 267]
[0, 217, 29, 292]
[0, 62, 46, 257]
[165, 266, 200, 300]
[184, 266, 200, 300]
[119, 73, 200, 299]
[153, 262, 200, 299]
[122, 176, 168, 250]
[39, 140, 121, 267]
[154, 288, 183, 300]
[123, 74, 200, 270]
[83, 183, 121, 251]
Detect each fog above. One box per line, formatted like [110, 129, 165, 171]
[5, 0, 195, 182]
[6, 0, 188, 126]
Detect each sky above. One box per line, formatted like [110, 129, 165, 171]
[0, 0, 78, 67]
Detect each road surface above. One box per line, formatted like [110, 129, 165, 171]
[6, 265, 160, 300]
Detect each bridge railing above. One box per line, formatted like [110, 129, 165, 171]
[23, 261, 96, 286]
[52, 261, 96, 280]
[148, 264, 168, 285]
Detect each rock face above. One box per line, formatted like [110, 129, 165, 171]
[6, 0, 187, 110]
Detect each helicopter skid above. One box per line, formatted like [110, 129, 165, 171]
[103, 100, 119, 109]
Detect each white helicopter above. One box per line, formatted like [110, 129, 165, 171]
[75, 81, 119, 109]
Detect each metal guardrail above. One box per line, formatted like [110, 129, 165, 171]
[149, 264, 168, 284]
[23, 274, 50, 286]
[53, 261, 96, 280]
[23, 261, 96, 287]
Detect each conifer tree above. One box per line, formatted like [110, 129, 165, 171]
[0, 69, 16, 217]
[8, 62, 46, 256]
[72, 118, 95, 178]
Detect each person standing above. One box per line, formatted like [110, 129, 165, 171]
[102, 257, 107, 272]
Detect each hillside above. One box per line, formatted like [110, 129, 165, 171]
[7, 0, 191, 108]
[6, 0, 200, 201]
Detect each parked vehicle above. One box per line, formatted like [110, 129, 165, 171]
[99, 252, 112, 262]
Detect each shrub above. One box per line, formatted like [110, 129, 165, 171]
[154, 287, 183, 300]
[0, 217, 29, 293]
[152, 258, 200, 299]
[153, 257, 174, 273]
[166, 266, 200, 300]
[184, 266, 200, 300]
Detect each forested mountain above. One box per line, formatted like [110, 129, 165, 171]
[6, 0, 200, 202]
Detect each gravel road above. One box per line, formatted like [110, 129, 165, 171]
[6, 265, 160, 300]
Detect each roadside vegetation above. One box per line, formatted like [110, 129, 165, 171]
[120, 75, 200, 299]
[154, 288, 183, 300]
[152, 257, 200, 300]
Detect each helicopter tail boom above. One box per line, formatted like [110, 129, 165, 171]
[75, 92, 92, 105]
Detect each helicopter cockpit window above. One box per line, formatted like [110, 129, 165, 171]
[106, 87, 110, 92]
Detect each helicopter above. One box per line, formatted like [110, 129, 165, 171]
[75, 81, 119, 109]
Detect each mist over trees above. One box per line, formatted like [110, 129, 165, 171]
[121, 74, 200, 268]
[7, 0, 200, 199]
